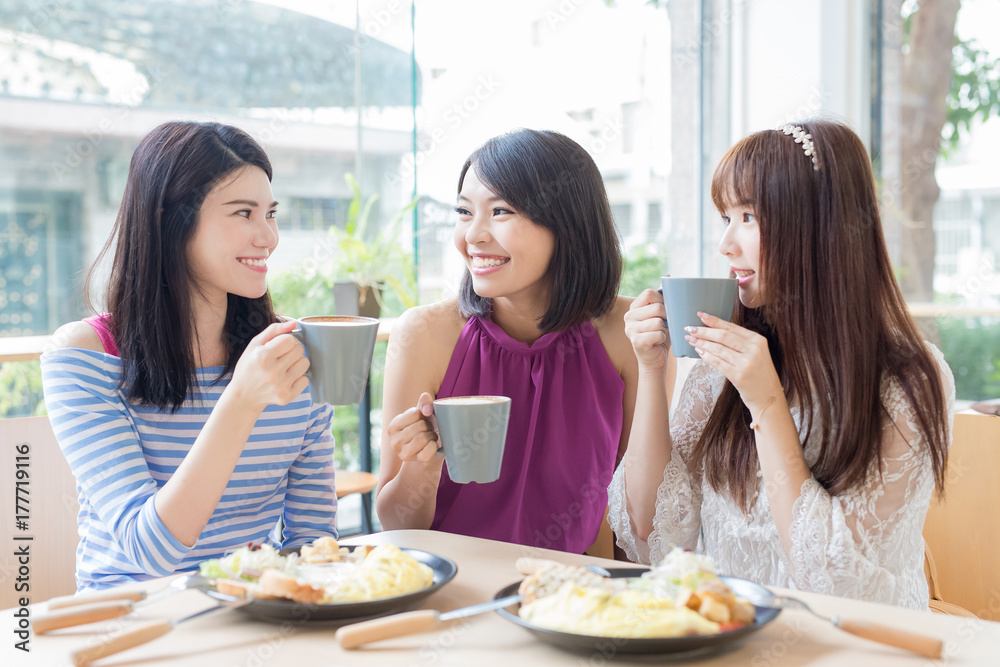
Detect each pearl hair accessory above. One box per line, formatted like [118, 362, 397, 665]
[779, 124, 820, 171]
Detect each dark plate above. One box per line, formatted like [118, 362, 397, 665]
[204, 546, 457, 623]
[494, 568, 780, 656]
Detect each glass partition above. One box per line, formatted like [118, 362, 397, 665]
[0, 0, 419, 534]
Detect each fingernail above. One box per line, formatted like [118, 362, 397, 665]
[685, 335, 695, 343]
[683, 326, 695, 333]
[697, 311, 707, 318]
[696, 348, 705, 355]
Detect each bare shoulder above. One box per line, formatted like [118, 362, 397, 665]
[50, 320, 104, 353]
[383, 300, 468, 414]
[592, 296, 633, 340]
[388, 299, 467, 364]
[592, 296, 636, 373]
[392, 299, 465, 341]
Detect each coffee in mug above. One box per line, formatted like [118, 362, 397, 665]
[433, 395, 511, 484]
[290, 316, 379, 405]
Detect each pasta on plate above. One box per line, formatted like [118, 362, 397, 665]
[519, 548, 755, 638]
[199, 538, 434, 604]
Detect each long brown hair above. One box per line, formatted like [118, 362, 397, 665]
[85, 122, 278, 411]
[697, 120, 949, 511]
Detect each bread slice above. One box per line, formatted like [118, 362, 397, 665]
[259, 569, 326, 604]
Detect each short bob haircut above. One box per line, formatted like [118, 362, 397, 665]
[87, 121, 278, 411]
[456, 129, 622, 333]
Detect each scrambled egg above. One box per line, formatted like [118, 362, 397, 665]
[520, 582, 721, 638]
[307, 544, 434, 602]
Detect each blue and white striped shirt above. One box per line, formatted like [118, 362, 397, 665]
[40, 348, 338, 591]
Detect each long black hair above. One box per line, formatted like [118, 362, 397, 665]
[86, 121, 278, 411]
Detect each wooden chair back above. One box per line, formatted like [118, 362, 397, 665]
[584, 507, 616, 560]
[0, 416, 80, 608]
[923, 412, 1000, 621]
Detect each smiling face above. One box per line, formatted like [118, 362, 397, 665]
[453, 165, 556, 306]
[187, 165, 278, 308]
[718, 203, 763, 309]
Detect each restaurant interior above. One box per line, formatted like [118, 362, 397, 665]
[1, 0, 998, 664]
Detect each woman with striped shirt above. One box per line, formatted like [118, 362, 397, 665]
[41, 121, 337, 591]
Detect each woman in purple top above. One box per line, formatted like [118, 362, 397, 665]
[377, 129, 648, 554]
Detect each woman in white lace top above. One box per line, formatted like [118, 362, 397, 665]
[610, 120, 954, 609]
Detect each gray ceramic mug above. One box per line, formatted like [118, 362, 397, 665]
[290, 316, 379, 405]
[660, 277, 738, 358]
[433, 396, 511, 484]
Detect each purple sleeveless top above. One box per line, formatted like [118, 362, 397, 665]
[83, 314, 119, 356]
[431, 316, 624, 553]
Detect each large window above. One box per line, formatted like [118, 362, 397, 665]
[0, 0, 419, 534]
[1, 1, 997, 456]
[410, 0, 672, 302]
[665, 0, 999, 403]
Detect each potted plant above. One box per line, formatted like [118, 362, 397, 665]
[311, 174, 417, 318]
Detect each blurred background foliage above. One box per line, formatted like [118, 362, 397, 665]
[620, 244, 668, 297]
[935, 317, 1000, 400]
[0, 361, 46, 418]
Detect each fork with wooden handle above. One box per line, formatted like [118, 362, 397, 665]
[763, 594, 944, 659]
[337, 560, 615, 649]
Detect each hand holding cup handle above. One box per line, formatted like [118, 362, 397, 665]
[416, 392, 443, 460]
[433, 395, 511, 484]
[387, 392, 443, 463]
[230, 321, 310, 410]
[288, 316, 380, 405]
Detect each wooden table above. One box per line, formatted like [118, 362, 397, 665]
[8, 530, 999, 666]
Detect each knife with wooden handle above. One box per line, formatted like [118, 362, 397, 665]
[34, 601, 136, 634]
[34, 573, 207, 632]
[337, 595, 523, 649]
[47, 589, 146, 610]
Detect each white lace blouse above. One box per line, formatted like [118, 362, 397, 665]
[608, 344, 955, 610]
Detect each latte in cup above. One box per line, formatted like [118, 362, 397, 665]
[300, 316, 375, 325]
[290, 315, 379, 405]
[433, 395, 511, 484]
[435, 396, 508, 405]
